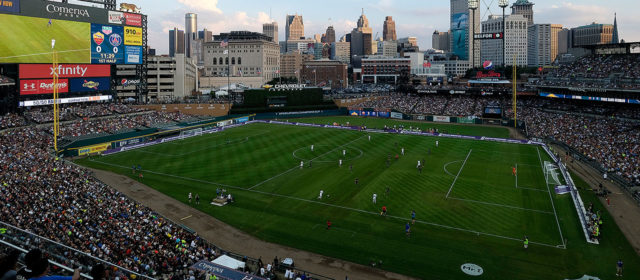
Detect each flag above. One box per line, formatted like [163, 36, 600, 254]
[238, 70, 243, 77]
[220, 38, 229, 48]
[223, 50, 228, 55]
[275, 70, 280, 74]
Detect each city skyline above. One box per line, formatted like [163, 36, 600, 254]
[88, 0, 640, 55]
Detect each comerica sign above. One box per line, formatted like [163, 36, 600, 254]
[46, 3, 91, 18]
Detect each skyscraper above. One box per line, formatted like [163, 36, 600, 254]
[324, 26, 336, 44]
[527, 24, 562, 66]
[611, 13, 619, 44]
[169, 28, 185, 57]
[383, 16, 397, 41]
[511, 0, 534, 26]
[198, 29, 213, 42]
[450, 0, 479, 66]
[432, 30, 450, 52]
[481, 15, 528, 66]
[350, 9, 373, 59]
[263, 22, 279, 43]
[185, 13, 197, 58]
[286, 15, 304, 41]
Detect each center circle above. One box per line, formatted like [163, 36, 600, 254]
[292, 145, 364, 163]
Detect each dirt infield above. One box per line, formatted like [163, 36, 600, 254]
[91, 168, 417, 280]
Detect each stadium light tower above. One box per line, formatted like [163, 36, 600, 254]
[499, 0, 509, 68]
[468, 0, 479, 69]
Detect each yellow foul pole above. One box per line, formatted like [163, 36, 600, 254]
[53, 50, 59, 152]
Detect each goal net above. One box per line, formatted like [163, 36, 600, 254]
[179, 128, 203, 139]
[543, 161, 562, 186]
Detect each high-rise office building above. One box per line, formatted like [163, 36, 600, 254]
[450, 0, 480, 66]
[432, 30, 450, 52]
[198, 29, 213, 42]
[350, 9, 373, 60]
[323, 26, 336, 44]
[611, 13, 619, 44]
[185, 13, 197, 58]
[571, 23, 614, 47]
[286, 14, 305, 41]
[169, 28, 185, 57]
[511, 0, 534, 26]
[481, 14, 528, 66]
[383, 16, 397, 41]
[263, 22, 279, 43]
[331, 42, 351, 65]
[557, 28, 571, 55]
[527, 24, 562, 66]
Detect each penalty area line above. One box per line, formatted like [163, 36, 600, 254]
[537, 146, 566, 248]
[87, 158, 564, 250]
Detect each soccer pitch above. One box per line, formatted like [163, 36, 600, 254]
[0, 14, 90, 64]
[79, 118, 640, 279]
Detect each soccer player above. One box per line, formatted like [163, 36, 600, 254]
[309, 160, 312, 168]
[188, 192, 192, 203]
[354, 178, 359, 185]
[349, 164, 353, 172]
[411, 210, 416, 224]
[512, 166, 517, 176]
[385, 186, 390, 196]
[616, 259, 624, 277]
[300, 161, 304, 169]
[327, 220, 331, 230]
[138, 172, 143, 181]
[372, 193, 377, 204]
[368, 135, 371, 141]
[47, 19, 52, 27]
[381, 206, 387, 216]
[195, 194, 200, 205]
[523, 236, 529, 249]
[417, 160, 421, 168]
[405, 223, 411, 238]
[318, 190, 324, 199]
[339, 159, 343, 167]
[343, 149, 346, 156]
[436, 141, 439, 147]
[401, 148, 405, 155]
[311, 144, 314, 151]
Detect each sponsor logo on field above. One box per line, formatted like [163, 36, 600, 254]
[46, 3, 90, 18]
[93, 32, 105, 45]
[460, 263, 483, 276]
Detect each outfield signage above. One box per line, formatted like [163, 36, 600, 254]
[434, 116, 450, 123]
[19, 79, 69, 95]
[107, 11, 142, 26]
[107, 11, 125, 25]
[191, 260, 267, 280]
[91, 23, 124, 64]
[78, 143, 110, 156]
[120, 78, 141, 86]
[19, 94, 111, 107]
[69, 77, 110, 92]
[17, 0, 108, 24]
[19, 64, 111, 79]
[390, 112, 403, 119]
[124, 46, 142, 64]
[124, 26, 142, 46]
[0, 0, 19, 14]
[124, 13, 142, 26]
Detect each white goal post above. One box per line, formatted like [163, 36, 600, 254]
[543, 161, 562, 186]
[179, 128, 203, 139]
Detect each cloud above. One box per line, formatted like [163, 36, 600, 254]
[177, 0, 222, 14]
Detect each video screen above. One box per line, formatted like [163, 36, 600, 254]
[0, 14, 90, 63]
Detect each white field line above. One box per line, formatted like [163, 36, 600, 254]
[248, 135, 366, 190]
[87, 158, 564, 249]
[537, 147, 567, 247]
[445, 149, 472, 198]
[442, 160, 462, 177]
[0, 48, 90, 59]
[447, 197, 554, 215]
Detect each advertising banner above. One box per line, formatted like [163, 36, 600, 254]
[70, 77, 110, 92]
[78, 143, 111, 156]
[191, 260, 267, 280]
[378, 111, 390, 118]
[124, 46, 142, 64]
[390, 112, 403, 119]
[124, 13, 142, 26]
[0, 0, 19, 13]
[451, 13, 468, 60]
[20, 64, 111, 79]
[458, 117, 476, 124]
[107, 11, 125, 25]
[235, 117, 249, 123]
[19, 79, 69, 95]
[19, 95, 112, 107]
[434, 116, 450, 123]
[91, 23, 124, 64]
[124, 26, 142, 46]
[0, 14, 91, 64]
[17, 0, 108, 24]
[119, 78, 141, 86]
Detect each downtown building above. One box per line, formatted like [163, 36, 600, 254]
[286, 14, 304, 41]
[571, 23, 615, 47]
[450, 0, 480, 67]
[432, 30, 450, 52]
[511, 0, 534, 26]
[383, 16, 397, 41]
[301, 59, 349, 88]
[202, 31, 280, 88]
[263, 22, 279, 43]
[528, 24, 562, 66]
[169, 28, 185, 57]
[350, 10, 374, 61]
[331, 42, 351, 65]
[280, 52, 314, 81]
[480, 14, 528, 66]
[125, 54, 198, 101]
[361, 56, 411, 84]
[323, 26, 336, 44]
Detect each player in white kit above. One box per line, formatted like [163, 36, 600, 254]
[372, 193, 377, 204]
[318, 190, 324, 199]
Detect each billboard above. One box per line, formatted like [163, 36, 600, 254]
[19, 95, 112, 107]
[19, 79, 69, 95]
[124, 13, 142, 26]
[20, 64, 111, 79]
[390, 112, 403, 119]
[349, 110, 390, 118]
[451, 13, 468, 60]
[124, 46, 142, 64]
[15, 0, 108, 24]
[0, 0, 19, 13]
[107, 11, 141, 26]
[124, 26, 142, 46]
[70, 77, 110, 92]
[91, 24, 124, 64]
[108, 11, 125, 25]
[0, 14, 91, 64]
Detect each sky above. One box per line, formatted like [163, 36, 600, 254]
[72, 0, 640, 55]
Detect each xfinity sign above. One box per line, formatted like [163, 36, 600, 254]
[20, 64, 111, 79]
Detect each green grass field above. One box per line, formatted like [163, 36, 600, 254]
[78, 118, 640, 279]
[0, 14, 90, 63]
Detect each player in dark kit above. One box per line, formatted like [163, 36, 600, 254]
[326, 220, 331, 230]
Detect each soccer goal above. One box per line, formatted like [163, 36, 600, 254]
[543, 161, 562, 186]
[179, 128, 203, 139]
